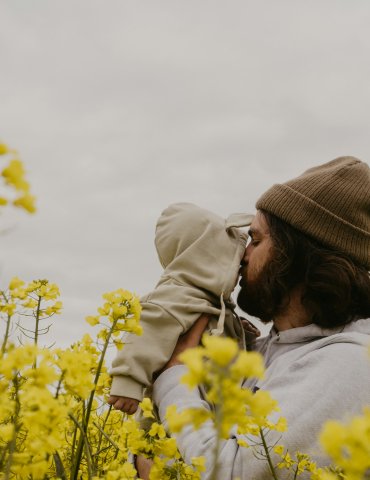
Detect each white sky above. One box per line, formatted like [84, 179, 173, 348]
[1, 0, 370, 353]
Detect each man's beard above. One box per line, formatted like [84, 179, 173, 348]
[237, 257, 285, 323]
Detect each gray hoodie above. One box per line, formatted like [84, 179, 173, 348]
[110, 203, 253, 400]
[153, 319, 370, 479]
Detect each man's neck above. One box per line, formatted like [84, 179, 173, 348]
[273, 286, 312, 331]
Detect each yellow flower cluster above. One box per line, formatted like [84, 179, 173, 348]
[0, 277, 62, 353]
[167, 334, 285, 440]
[2, 276, 370, 479]
[164, 334, 288, 480]
[273, 445, 326, 478]
[86, 288, 142, 350]
[0, 142, 36, 213]
[0, 283, 139, 478]
[1, 280, 205, 479]
[0, 345, 68, 478]
[319, 407, 370, 480]
[134, 397, 206, 480]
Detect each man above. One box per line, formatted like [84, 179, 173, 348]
[138, 156, 370, 479]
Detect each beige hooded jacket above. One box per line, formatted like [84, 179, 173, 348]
[109, 203, 253, 401]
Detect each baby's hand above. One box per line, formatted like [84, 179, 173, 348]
[241, 318, 261, 338]
[107, 395, 139, 415]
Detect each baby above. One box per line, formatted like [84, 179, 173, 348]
[108, 202, 258, 414]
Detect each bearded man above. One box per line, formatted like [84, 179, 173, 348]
[137, 156, 370, 479]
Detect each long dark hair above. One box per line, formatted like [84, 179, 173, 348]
[262, 210, 370, 328]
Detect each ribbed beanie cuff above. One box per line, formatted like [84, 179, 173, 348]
[256, 157, 370, 269]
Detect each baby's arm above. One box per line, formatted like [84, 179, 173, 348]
[107, 395, 139, 415]
[108, 299, 188, 413]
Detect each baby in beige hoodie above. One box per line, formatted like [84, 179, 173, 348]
[108, 203, 256, 414]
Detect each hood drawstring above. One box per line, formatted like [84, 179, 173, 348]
[210, 292, 226, 336]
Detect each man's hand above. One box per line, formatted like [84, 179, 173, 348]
[107, 395, 139, 415]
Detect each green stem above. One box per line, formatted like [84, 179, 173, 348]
[70, 319, 118, 480]
[259, 428, 279, 480]
[53, 451, 67, 480]
[55, 372, 65, 399]
[94, 407, 114, 465]
[1, 314, 12, 355]
[293, 464, 299, 480]
[1, 292, 12, 355]
[34, 295, 42, 347]
[31, 295, 42, 370]
[93, 420, 120, 451]
[69, 413, 94, 480]
[209, 368, 225, 480]
[4, 376, 21, 480]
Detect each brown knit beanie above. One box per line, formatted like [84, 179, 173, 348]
[256, 156, 370, 269]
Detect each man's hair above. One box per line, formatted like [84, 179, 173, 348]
[262, 210, 370, 328]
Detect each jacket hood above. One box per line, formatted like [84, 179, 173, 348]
[155, 203, 253, 298]
[272, 318, 370, 344]
[255, 318, 370, 369]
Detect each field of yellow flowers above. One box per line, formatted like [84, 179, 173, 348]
[1, 142, 369, 479]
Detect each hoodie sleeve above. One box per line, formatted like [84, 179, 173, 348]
[109, 299, 189, 400]
[109, 277, 225, 401]
[152, 342, 370, 479]
[152, 366, 271, 480]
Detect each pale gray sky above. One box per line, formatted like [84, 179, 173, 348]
[1, 0, 370, 350]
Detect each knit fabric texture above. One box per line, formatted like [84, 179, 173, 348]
[256, 156, 370, 269]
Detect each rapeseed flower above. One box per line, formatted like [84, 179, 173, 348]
[0, 143, 37, 213]
[320, 407, 370, 479]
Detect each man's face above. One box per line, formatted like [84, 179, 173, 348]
[237, 211, 277, 322]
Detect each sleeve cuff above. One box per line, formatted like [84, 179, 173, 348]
[109, 375, 145, 401]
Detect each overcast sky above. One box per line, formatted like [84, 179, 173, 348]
[1, 0, 370, 352]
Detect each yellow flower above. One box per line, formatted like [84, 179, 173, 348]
[1, 159, 29, 192]
[105, 462, 137, 480]
[149, 422, 166, 439]
[0, 196, 7, 205]
[56, 347, 95, 398]
[237, 438, 249, 448]
[166, 405, 211, 433]
[0, 303, 16, 315]
[25, 279, 60, 300]
[47, 300, 63, 315]
[13, 193, 36, 213]
[140, 397, 155, 419]
[0, 344, 38, 379]
[274, 445, 285, 455]
[23, 361, 58, 387]
[277, 451, 294, 469]
[230, 350, 265, 379]
[113, 338, 125, 350]
[98, 302, 111, 316]
[202, 334, 239, 367]
[179, 347, 207, 388]
[0, 423, 14, 442]
[191, 456, 206, 472]
[112, 304, 128, 318]
[86, 315, 100, 326]
[22, 298, 38, 309]
[0, 143, 9, 154]
[123, 317, 143, 335]
[9, 276, 25, 290]
[320, 407, 370, 478]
